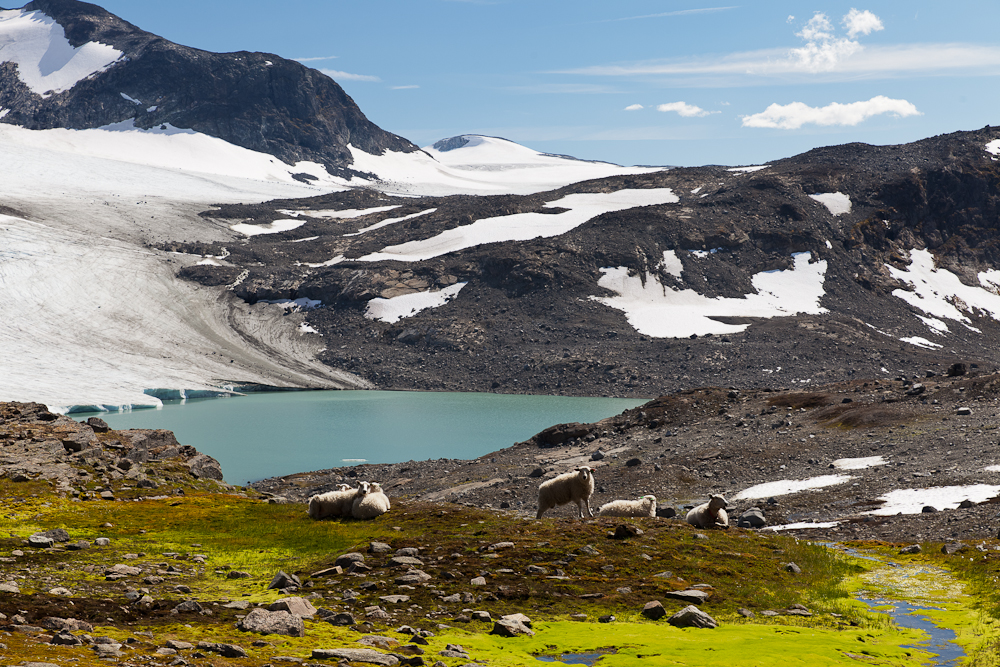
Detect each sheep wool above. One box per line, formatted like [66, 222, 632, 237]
[536, 466, 595, 519]
[686, 494, 729, 529]
[352, 481, 391, 520]
[307, 484, 358, 519]
[598, 494, 657, 518]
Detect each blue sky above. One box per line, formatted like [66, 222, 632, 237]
[95, 1, 1000, 167]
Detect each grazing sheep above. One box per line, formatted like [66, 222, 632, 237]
[307, 484, 357, 519]
[352, 481, 391, 520]
[536, 466, 595, 519]
[598, 494, 657, 518]
[686, 494, 729, 529]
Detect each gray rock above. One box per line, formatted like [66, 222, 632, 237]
[577, 545, 601, 556]
[166, 640, 194, 650]
[395, 547, 420, 557]
[187, 454, 223, 480]
[389, 556, 424, 567]
[369, 541, 393, 553]
[222, 600, 251, 610]
[737, 508, 766, 529]
[942, 543, 967, 555]
[922, 505, 938, 513]
[501, 613, 531, 627]
[395, 570, 432, 585]
[737, 608, 755, 618]
[358, 635, 400, 649]
[227, 570, 251, 579]
[335, 552, 366, 568]
[173, 600, 204, 614]
[784, 562, 802, 574]
[488, 542, 514, 551]
[87, 417, 110, 432]
[322, 612, 357, 626]
[237, 608, 305, 637]
[197, 642, 248, 658]
[959, 499, 975, 509]
[379, 595, 411, 604]
[471, 610, 491, 622]
[899, 544, 921, 555]
[268, 570, 301, 590]
[268, 596, 317, 617]
[655, 506, 677, 518]
[51, 631, 83, 646]
[27, 534, 54, 548]
[94, 537, 111, 546]
[491, 618, 534, 637]
[66, 540, 91, 551]
[470, 576, 487, 586]
[641, 600, 666, 620]
[34, 528, 70, 543]
[956, 407, 972, 416]
[665, 589, 709, 605]
[668, 605, 718, 629]
[590, 450, 605, 461]
[525, 565, 548, 575]
[312, 648, 399, 665]
[0, 581, 20, 593]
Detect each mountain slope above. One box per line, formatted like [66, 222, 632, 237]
[0, 0, 418, 176]
[172, 126, 1000, 397]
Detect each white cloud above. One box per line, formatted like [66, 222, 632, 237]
[294, 55, 338, 62]
[790, 11, 865, 72]
[319, 69, 381, 82]
[843, 8, 884, 38]
[741, 95, 920, 130]
[600, 6, 739, 23]
[391, 85, 420, 90]
[624, 104, 644, 111]
[657, 101, 713, 117]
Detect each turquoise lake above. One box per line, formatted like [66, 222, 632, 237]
[80, 391, 647, 485]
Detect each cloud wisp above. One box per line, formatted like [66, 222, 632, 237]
[391, 85, 420, 90]
[598, 6, 739, 24]
[624, 104, 644, 111]
[294, 55, 338, 63]
[741, 95, 920, 130]
[657, 101, 716, 117]
[320, 69, 381, 82]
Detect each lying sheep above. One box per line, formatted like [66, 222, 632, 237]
[598, 494, 657, 518]
[536, 466, 595, 519]
[307, 484, 356, 519]
[352, 481, 391, 520]
[686, 494, 729, 529]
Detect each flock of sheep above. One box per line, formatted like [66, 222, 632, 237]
[307, 465, 729, 529]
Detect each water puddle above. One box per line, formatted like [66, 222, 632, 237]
[859, 597, 963, 666]
[535, 649, 615, 665]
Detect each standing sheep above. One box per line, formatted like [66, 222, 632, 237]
[686, 494, 729, 529]
[598, 494, 657, 518]
[536, 466, 595, 519]
[307, 484, 357, 519]
[352, 481, 391, 520]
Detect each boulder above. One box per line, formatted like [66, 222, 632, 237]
[268, 570, 301, 590]
[187, 454, 223, 480]
[312, 648, 399, 665]
[33, 528, 70, 543]
[197, 642, 248, 658]
[665, 589, 709, 605]
[335, 552, 366, 568]
[737, 508, 766, 529]
[269, 597, 317, 617]
[668, 605, 718, 629]
[641, 601, 666, 620]
[491, 618, 534, 637]
[899, 544, 921, 555]
[395, 570, 432, 585]
[236, 608, 305, 637]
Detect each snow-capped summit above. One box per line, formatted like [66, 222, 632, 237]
[426, 134, 619, 168]
[0, 0, 418, 177]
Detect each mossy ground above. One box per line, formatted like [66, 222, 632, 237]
[1, 487, 997, 666]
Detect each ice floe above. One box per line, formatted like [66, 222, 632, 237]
[0, 9, 123, 96]
[832, 456, 887, 470]
[733, 474, 853, 500]
[591, 251, 828, 338]
[364, 283, 467, 323]
[357, 189, 678, 263]
[866, 484, 1000, 515]
[809, 192, 852, 216]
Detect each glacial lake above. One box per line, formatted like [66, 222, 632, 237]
[78, 390, 647, 485]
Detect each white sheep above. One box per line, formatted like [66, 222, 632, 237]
[352, 481, 391, 520]
[307, 484, 357, 519]
[536, 466, 595, 519]
[686, 494, 729, 529]
[598, 494, 657, 518]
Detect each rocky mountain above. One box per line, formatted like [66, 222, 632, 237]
[168, 125, 1000, 398]
[0, 0, 418, 177]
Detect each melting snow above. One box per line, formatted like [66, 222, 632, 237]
[257, 298, 322, 311]
[364, 283, 467, 323]
[345, 208, 437, 237]
[900, 336, 943, 349]
[0, 10, 123, 96]
[986, 140, 1000, 157]
[764, 521, 841, 532]
[280, 205, 400, 219]
[832, 456, 887, 470]
[357, 189, 678, 263]
[727, 165, 769, 173]
[810, 192, 852, 216]
[591, 252, 828, 338]
[984, 465, 1000, 472]
[231, 219, 306, 236]
[733, 475, 852, 500]
[888, 248, 1000, 327]
[120, 92, 141, 105]
[660, 250, 684, 279]
[916, 315, 949, 333]
[866, 484, 1000, 515]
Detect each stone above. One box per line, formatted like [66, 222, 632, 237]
[173, 600, 204, 613]
[51, 631, 84, 646]
[34, 528, 70, 543]
[95, 537, 111, 546]
[380, 595, 411, 604]
[491, 618, 534, 637]
[578, 545, 601, 556]
[668, 605, 718, 629]
[655, 506, 677, 519]
[590, 450, 605, 461]
[942, 543, 967, 555]
[335, 552, 366, 568]
[166, 640, 194, 650]
[526, 565, 548, 575]
[956, 407, 972, 416]
[197, 642, 248, 658]
[899, 544, 921, 555]
[187, 454, 223, 480]
[369, 541, 393, 553]
[28, 534, 54, 548]
[395, 547, 420, 557]
[396, 569, 432, 585]
[959, 499, 975, 509]
[87, 417, 110, 432]
[611, 524, 643, 539]
[501, 613, 532, 628]
[905, 383, 926, 396]
[268, 571, 301, 590]
[470, 576, 487, 586]
[67, 540, 91, 550]
[227, 570, 251, 579]
[390, 556, 424, 567]
[108, 564, 142, 576]
[237, 608, 305, 637]
[312, 648, 399, 665]
[48, 587, 72, 596]
[268, 597, 317, 617]
[0, 581, 20, 593]
[922, 506, 938, 513]
[471, 610, 491, 622]
[488, 542, 514, 551]
[737, 608, 755, 618]
[641, 601, 666, 620]
[528, 467, 545, 478]
[323, 612, 357, 626]
[358, 635, 400, 649]
[737, 508, 767, 529]
[223, 600, 251, 610]
[784, 562, 802, 574]
[665, 589, 709, 605]
[625, 457, 642, 467]
[598, 615, 615, 623]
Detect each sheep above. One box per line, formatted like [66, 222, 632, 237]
[307, 484, 357, 519]
[598, 494, 657, 518]
[536, 466, 595, 519]
[352, 481, 391, 520]
[685, 494, 729, 529]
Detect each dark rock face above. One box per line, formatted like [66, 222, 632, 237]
[0, 0, 418, 177]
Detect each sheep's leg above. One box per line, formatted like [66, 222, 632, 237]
[583, 499, 593, 518]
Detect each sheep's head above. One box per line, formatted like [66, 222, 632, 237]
[370, 482, 384, 493]
[708, 494, 727, 510]
[575, 466, 593, 480]
[357, 481, 371, 495]
[643, 495, 657, 502]
[336, 484, 352, 492]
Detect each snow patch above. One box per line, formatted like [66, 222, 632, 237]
[302, 255, 345, 268]
[984, 465, 1000, 473]
[900, 336, 942, 349]
[734, 474, 852, 500]
[357, 189, 678, 263]
[364, 282, 467, 323]
[764, 521, 841, 532]
[280, 205, 400, 220]
[888, 248, 1000, 327]
[345, 208, 437, 237]
[231, 219, 306, 236]
[298, 322, 319, 334]
[809, 192, 851, 216]
[591, 252, 828, 338]
[866, 484, 1000, 515]
[832, 456, 886, 470]
[689, 247, 722, 258]
[727, 165, 769, 173]
[986, 140, 1000, 157]
[120, 92, 141, 105]
[660, 250, 684, 279]
[916, 315, 949, 333]
[0, 10, 124, 96]
[257, 297, 322, 312]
